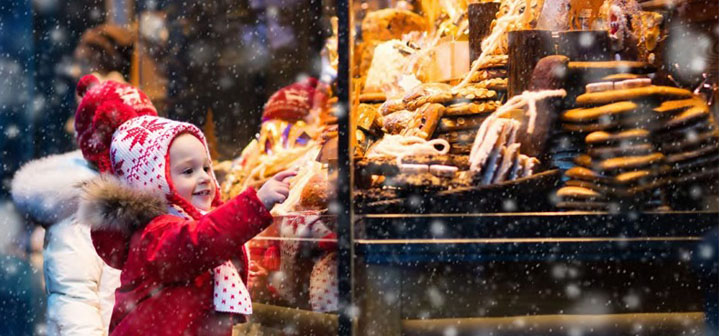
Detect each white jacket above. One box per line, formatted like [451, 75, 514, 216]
[11, 150, 121, 335]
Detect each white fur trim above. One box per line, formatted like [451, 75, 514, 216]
[11, 150, 97, 224]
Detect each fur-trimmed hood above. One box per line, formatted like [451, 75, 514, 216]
[11, 150, 97, 225]
[78, 174, 168, 269]
[78, 174, 167, 235]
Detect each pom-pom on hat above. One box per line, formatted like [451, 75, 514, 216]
[262, 77, 323, 121]
[74, 74, 158, 173]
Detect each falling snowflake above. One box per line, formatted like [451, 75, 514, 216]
[5, 124, 19, 139]
[565, 283, 581, 298]
[50, 26, 66, 44]
[623, 292, 640, 309]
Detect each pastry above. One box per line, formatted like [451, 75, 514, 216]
[298, 173, 330, 211]
[356, 103, 383, 132]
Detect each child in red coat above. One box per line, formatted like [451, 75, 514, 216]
[74, 74, 294, 335]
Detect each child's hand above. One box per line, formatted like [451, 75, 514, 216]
[257, 169, 297, 210]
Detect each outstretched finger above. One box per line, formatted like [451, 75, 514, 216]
[273, 169, 298, 182]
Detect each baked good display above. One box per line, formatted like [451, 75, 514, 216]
[556, 75, 668, 210]
[340, 0, 716, 214]
[652, 97, 719, 210]
[355, 9, 427, 96]
[554, 60, 718, 211]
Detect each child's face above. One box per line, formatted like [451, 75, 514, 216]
[169, 133, 216, 212]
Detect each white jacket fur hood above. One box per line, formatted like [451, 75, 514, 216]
[11, 150, 97, 225]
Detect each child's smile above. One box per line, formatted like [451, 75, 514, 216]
[169, 133, 216, 211]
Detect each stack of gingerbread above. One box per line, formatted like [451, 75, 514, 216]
[467, 55, 509, 102]
[381, 82, 501, 154]
[352, 82, 503, 198]
[652, 97, 719, 209]
[556, 77, 695, 210]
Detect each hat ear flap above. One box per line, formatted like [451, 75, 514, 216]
[79, 101, 138, 173]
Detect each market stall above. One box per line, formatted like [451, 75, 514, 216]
[128, 0, 717, 335]
[337, 0, 718, 335]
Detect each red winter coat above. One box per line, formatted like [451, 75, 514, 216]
[79, 175, 273, 336]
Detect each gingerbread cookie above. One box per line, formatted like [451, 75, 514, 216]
[470, 68, 508, 82]
[666, 145, 719, 165]
[659, 130, 718, 154]
[663, 104, 710, 130]
[470, 78, 508, 92]
[588, 143, 655, 159]
[359, 92, 387, 103]
[382, 110, 414, 134]
[449, 143, 473, 154]
[562, 101, 637, 123]
[568, 60, 655, 72]
[585, 129, 650, 146]
[671, 153, 718, 174]
[565, 178, 666, 198]
[436, 129, 478, 145]
[449, 86, 496, 101]
[653, 97, 705, 115]
[601, 73, 650, 81]
[403, 83, 453, 110]
[556, 186, 606, 200]
[436, 114, 489, 133]
[595, 153, 665, 173]
[575, 85, 693, 106]
[444, 100, 500, 116]
[401, 103, 445, 139]
[661, 123, 716, 143]
[565, 166, 657, 186]
[471, 55, 508, 69]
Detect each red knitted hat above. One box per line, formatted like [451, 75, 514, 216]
[74, 74, 158, 173]
[262, 77, 322, 121]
